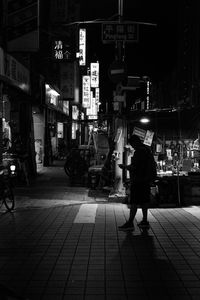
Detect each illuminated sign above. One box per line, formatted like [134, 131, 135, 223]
[95, 88, 100, 112]
[146, 80, 150, 110]
[72, 105, 79, 120]
[82, 76, 91, 108]
[95, 88, 100, 103]
[86, 91, 98, 118]
[53, 40, 71, 60]
[90, 62, 99, 87]
[79, 28, 86, 66]
[63, 101, 69, 115]
[57, 122, 63, 138]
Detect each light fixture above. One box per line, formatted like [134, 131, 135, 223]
[140, 117, 150, 124]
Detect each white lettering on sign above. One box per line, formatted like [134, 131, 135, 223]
[90, 62, 99, 88]
[82, 75, 91, 108]
[79, 28, 86, 66]
[54, 40, 63, 59]
[102, 23, 138, 43]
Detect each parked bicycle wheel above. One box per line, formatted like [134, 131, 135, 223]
[3, 185, 15, 211]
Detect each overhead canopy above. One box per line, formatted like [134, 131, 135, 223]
[127, 107, 200, 140]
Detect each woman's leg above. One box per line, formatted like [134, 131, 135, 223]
[129, 204, 138, 223]
[141, 203, 148, 222]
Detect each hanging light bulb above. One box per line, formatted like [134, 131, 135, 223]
[140, 117, 150, 124]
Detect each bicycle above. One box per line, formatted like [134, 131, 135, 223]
[0, 166, 15, 211]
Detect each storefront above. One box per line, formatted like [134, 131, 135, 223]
[33, 83, 70, 167]
[124, 108, 200, 206]
[0, 47, 36, 176]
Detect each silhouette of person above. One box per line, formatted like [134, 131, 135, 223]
[118, 134, 156, 231]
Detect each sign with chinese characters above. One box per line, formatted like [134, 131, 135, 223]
[90, 62, 99, 88]
[82, 76, 91, 108]
[86, 91, 98, 119]
[102, 22, 138, 43]
[53, 40, 71, 60]
[144, 130, 154, 146]
[79, 28, 86, 66]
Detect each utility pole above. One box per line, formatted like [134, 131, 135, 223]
[110, 0, 127, 198]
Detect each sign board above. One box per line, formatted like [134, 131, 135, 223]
[7, 0, 39, 52]
[108, 60, 127, 84]
[86, 93, 98, 118]
[82, 76, 91, 108]
[1, 51, 30, 94]
[132, 127, 146, 141]
[102, 22, 138, 43]
[144, 130, 154, 146]
[90, 62, 99, 88]
[79, 28, 86, 66]
[57, 122, 64, 138]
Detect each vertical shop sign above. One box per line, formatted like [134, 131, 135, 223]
[57, 122, 64, 138]
[87, 91, 98, 119]
[82, 75, 90, 108]
[90, 62, 99, 87]
[95, 88, 100, 111]
[146, 80, 150, 110]
[53, 40, 63, 60]
[79, 28, 86, 66]
[72, 105, 79, 120]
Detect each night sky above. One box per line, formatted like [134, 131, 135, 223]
[80, 0, 179, 82]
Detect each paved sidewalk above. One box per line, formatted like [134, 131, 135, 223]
[1, 202, 200, 299]
[1, 161, 200, 299]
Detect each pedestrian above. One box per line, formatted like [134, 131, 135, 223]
[118, 134, 157, 231]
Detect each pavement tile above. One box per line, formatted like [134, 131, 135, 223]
[1, 166, 200, 299]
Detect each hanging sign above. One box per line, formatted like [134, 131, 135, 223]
[144, 130, 154, 146]
[82, 76, 91, 108]
[79, 28, 86, 66]
[90, 62, 99, 87]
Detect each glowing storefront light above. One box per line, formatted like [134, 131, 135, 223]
[45, 84, 60, 106]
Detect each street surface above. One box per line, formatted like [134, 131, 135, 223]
[0, 161, 200, 299]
